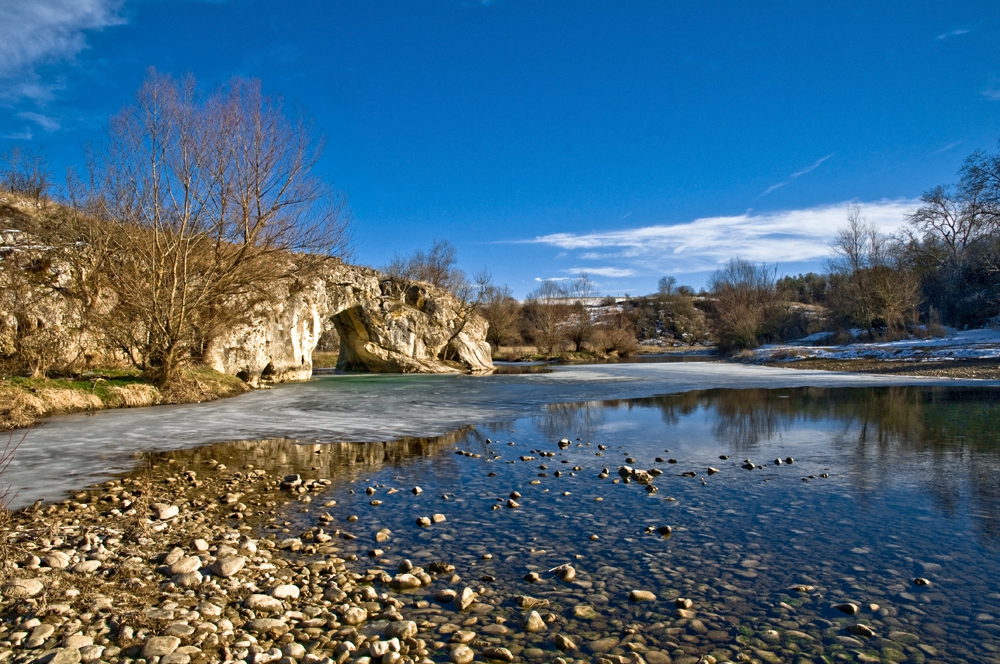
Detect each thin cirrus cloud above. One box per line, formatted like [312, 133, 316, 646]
[932, 140, 963, 154]
[564, 267, 636, 278]
[527, 199, 918, 275]
[936, 28, 971, 40]
[0, 0, 124, 103]
[17, 112, 61, 132]
[760, 154, 834, 196]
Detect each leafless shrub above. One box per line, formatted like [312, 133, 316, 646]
[479, 283, 521, 350]
[383, 239, 462, 290]
[830, 205, 920, 340]
[0, 428, 27, 582]
[593, 309, 639, 357]
[708, 258, 785, 351]
[0, 145, 51, 200]
[525, 280, 570, 356]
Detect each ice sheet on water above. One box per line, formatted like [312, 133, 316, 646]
[5, 362, 996, 508]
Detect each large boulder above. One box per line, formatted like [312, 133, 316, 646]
[204, 262, 494, 383]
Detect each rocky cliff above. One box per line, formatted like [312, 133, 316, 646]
[203, 262, 495, 384]
[0, 198, 494, 384]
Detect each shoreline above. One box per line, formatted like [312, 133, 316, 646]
[0, 433, 470, 664]
[0, 368, 252, 432]
[8, 343, 998, 433]
[759, 356, 1000, 380]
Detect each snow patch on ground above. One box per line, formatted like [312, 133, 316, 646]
[753, 328, 1000, 363]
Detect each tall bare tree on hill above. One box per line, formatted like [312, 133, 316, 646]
[90, 71, 351, 385]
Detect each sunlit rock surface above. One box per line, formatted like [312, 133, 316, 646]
[205, 262, 494, 384]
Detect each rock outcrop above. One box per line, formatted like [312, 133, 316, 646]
[204, 262, 494, 384]
[1, 199, 494, 384]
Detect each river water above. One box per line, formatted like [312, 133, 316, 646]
[5, 363, 993, 509]
[6, 363, 1000, 662]
[144, 383, 1000, 664]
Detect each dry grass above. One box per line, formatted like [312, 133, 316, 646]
[767, 356, 1000, 380]
[122, 473, 152, 542]
[105, 383, 160, 408]
[36, 388, 103, 413]
[158, 366, 250, 405]
[0, 365, 250, 430]
[0, 387, 47, 430]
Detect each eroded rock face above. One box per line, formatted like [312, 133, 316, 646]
[0, 207, 493, 383]
[204, 262, 494, 384]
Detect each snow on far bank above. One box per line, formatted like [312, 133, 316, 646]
[752, 327, 1000, 363]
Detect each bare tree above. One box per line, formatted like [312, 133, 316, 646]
[960, 145, 1000, 215]
[568, 273, 596, 302]
[479, 283, 520, 350]
[88, 71, 351, 385]
[657, 276, 677, 297]
[563, 274, 596, 351]
[592, 308, 638, 357]
[384, 239, 461, 290]
[0, 145, 51, 200]
[906, 184, 995, 263]
[526, 280, 569, 356]
[830, 206, 919, 339]
[708, 258, 784, 350]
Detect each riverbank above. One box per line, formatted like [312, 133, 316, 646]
[0, 433, 469, 664]
[493, 344, 712, 363]
[762, 356, 1000, 380]
[746, 328, 1000, 380]
[0, 368, 250, 431]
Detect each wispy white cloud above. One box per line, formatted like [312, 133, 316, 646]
[932, 140, 963, 154]
[1, 129, 33, 141]
[0, 0, 125, 103]
[564, 267, 636, 278]
[760, 153, 834, 196]
[526, 199, 917, 275]
[17, 111, 61, 132]
[936, 28, 971, 40]
[983, 84, 1000, 102]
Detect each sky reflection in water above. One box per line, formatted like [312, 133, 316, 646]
[266, 386, 1000, 662]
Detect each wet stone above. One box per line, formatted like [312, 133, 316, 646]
[450, 645, 475, 664]
[522, 610, 547, 632]
[833, 603, 859, 615]
[483, 646, 515, 662]
[629, 590, 657, 602]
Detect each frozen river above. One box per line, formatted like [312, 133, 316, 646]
[5, 362, 997, 509]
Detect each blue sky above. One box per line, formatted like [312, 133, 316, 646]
[1, 1, 999, 297]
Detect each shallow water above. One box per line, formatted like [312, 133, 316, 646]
[249, 386, 999, 664]
[6, 363, 995, 509]
[143, 386, 1000, 663]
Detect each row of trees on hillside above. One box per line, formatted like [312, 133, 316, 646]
[381, 239, 715, 358]
[709, 141, 1000, 350]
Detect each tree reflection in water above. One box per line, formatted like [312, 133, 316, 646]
[534, 386, 1000, 542]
